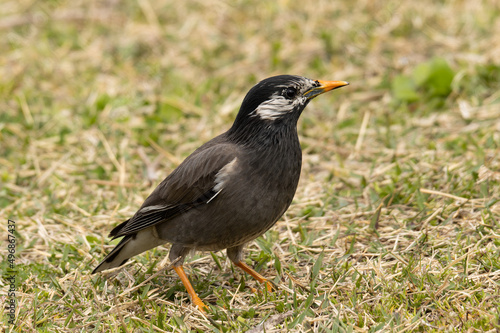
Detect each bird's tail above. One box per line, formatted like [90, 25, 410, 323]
[92, 228, 166, 274]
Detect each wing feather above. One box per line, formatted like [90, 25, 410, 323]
[110, 140, 239, 238]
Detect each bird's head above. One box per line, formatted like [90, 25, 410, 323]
[227, 75, 348, 145]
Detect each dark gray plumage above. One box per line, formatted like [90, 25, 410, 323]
[92, 75, 348, 310]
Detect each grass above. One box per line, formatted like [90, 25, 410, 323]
[1, 0, 500, 331]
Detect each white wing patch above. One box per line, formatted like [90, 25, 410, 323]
[206, 188, 222, 204]
[213, 157, 238, 192]
[139, 204, 167, 213]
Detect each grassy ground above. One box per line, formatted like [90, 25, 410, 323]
[1, 0, 500, 331]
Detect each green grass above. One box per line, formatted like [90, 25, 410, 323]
[1, 0, 500, 331]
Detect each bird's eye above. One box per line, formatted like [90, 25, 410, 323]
[285, 87, 297, 99]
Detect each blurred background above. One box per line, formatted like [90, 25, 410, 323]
[1, 0, 499, 331]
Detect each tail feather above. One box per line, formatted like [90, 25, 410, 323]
[109, 218, 130, 238]
[92, 236, 132, 273]
[92, 228, 166, 274]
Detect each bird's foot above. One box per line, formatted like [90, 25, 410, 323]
[192, 295, 208, 312]
[234, 260, 276, 293]
[248, 280, 275, 293]
[173, 265, 208, 312]
[264, 280, 275, 292]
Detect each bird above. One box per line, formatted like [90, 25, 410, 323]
[92, 75, 349, 310]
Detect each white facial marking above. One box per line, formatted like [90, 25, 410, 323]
[213, 157, 238, 192]
[254, 93, 307, 121]
[252, 77, 315, 121]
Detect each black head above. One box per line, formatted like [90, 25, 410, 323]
[227, 75, 348, 145]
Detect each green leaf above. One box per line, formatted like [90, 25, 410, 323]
[427, 58, 455, 96]
[392, 75, 419, 102]
[312, 251, 324, 281]
[413, 58, 455, 97]
[412, 62, 432, 86]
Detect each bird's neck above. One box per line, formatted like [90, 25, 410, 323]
[226, 118, 301, 153]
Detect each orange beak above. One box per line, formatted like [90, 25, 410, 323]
[304, 80, 349, 100]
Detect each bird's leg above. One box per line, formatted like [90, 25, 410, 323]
[227, 245, 274, 292]
[233, 260, 274, 292]
[173, 265, 208, 311]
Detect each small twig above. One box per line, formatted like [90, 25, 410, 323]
[477, 165, 500, 183]
[353, 110, 371, 154]
[117, 256, 181, 298]
[88, 179, 137, 188]
[36, 152, 72, 186]
[246, 311, 294, 333]
[420, 208, 442, 229]
[419, 188, 469, 202]
[285, 272, 310, 293]
[147, 137, 182, 165]
[137, 147, 160, 184]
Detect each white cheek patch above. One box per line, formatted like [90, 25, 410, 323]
[253, 93, 306, 121]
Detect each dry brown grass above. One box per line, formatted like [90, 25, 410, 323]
[1, 0, 500, 332]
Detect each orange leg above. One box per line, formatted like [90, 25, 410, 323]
[233, 261, 274, 292]
[173, 266, 207, 311]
